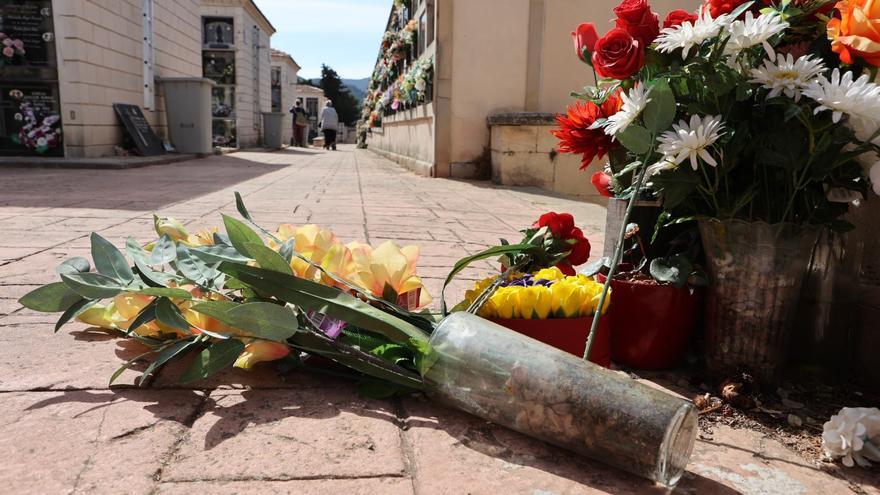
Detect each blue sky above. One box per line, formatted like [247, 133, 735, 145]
[256, 0, 390, 80]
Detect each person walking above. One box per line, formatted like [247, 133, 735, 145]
[290, 99, 309, 147]
[319, 100, 339, 151]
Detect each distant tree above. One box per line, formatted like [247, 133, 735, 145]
[319, 64, 361, 126]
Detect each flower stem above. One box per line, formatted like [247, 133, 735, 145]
[583, 148, 653, 361]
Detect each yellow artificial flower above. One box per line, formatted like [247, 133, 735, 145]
[319, 242, 356, 286]
[153, 215, 189, 241]
[76, 302, 127, 330]
[234, 340, 291, 370]
[272, 224, 340, 280]
[349, 240, 432, 308]
[492, 286, 520, 319]
[519, 285, 553, 320]
[534, 267, 566, 282]
[550, 281, 585, 318]
[464, 276, 498, 303]
[184, 227, 218, 247]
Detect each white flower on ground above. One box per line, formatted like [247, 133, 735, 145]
[802, 68, 880, 123]
[822, 407, 880, 468]
[656, 11, 730, 59]
[657, 115, 726, 170]
[750, 54, 826, 101]
[724, 11, 789, 57]
[600, 84, 652, 136]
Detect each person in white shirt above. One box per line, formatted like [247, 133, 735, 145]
[319, 100, 339, 151]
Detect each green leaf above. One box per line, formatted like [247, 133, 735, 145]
[179, 339, 245, 384]
[150, 235, 177, 265]
[290, 331, 424, 389]
[222, 214, 264, 258]
[90, 233, 134, 284]
[55, 257, 91, 276]
[60, 273, 124, 299]
[441, 243, 541, 314]
[218, 263, 430, 348]
[189, 244, 250, 264]
[409, 338, 438, 376]
[643, 79, 676, 134]
[19, 282, 83, 313]
[109, 347, 159, 385]
[140, 338, 201, 385]
[126, 237, 151, 264]
[278, 239, 295, 263]
[127, 299, 159, 336]
[136, 287, 193, 299]
[155, 297, 193, 332]
[190, 300, 241, 321]
[134, 258, 181, 287]
[649, 255, 693, 288]
[54, 299, 94, 332]
[175, 244, 220, 285]
[226, 302, 299, 341]
[246, 243, 293, 275]
[616, 125, 653, 154]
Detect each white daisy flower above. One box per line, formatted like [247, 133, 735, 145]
[600, 84, 652, 136]
[750, 53, 826, 101]
[656, 10, 730, 59]
[724, 11, 789, 57]
[658, 114, 726, 170]
[645, 160, 677, 177]
[802, 68, 880, 123]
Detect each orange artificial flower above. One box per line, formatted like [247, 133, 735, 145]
[829, 0, 880, 67]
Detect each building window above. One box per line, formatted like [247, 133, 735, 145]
[202, 17, 236, 147]
[142, 0, 155, 109]
[271, 67, 282, 112]
[203, 17, 235, 48]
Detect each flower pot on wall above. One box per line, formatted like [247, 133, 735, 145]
[489, 316, 611, 367]
[599, 275, 700, 370]
[698, 219, 821, 381]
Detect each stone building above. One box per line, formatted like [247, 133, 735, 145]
[365, 0, 681, 201]
[270, 48, 300, 146]
[0, 0, 203, 158]
[296, 84, 327, 138]
[200, 0, 275, 148]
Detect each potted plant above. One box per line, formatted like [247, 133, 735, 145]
[588, 224, 704, 369]
[443, 212, 612, 364]
[460, 267, 612, 366]
[557, 0, 879, 380]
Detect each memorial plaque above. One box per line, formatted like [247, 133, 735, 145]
[113, 103, 166, 156]
[0, 82, 62, 156]
[0, 0, 62, 157]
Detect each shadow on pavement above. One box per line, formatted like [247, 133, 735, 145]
[0, 153, 296, 211]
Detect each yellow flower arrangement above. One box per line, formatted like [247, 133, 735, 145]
[466, 267, 610, 320]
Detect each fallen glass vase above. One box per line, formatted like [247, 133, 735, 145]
[426, 312, 698, 488]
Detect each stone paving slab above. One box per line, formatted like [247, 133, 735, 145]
[0, 146, 875, 494]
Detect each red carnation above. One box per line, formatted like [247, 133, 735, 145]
[551, 92, 622, 169]
[591, 172, 614, 198]
[534, 213, 592, 272]
[592, 28, 646, 80]
[663, 9, 698, 28]
[613, 0, 660, 47]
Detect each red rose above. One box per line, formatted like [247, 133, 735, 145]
[702, 0, 748, 18]
[551, 91, 623, 168]
[566, 227, 591, 266]
[592, 28, 645, 80]
[663, 9, 698, 29]
[613, 0, 660, 47]
[591, 172, 614, 198]
[572, 22, 600, 63]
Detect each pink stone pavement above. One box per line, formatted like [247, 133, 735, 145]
[0, 146, 876, 494]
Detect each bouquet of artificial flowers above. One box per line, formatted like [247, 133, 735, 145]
[556, 0, 879, 228]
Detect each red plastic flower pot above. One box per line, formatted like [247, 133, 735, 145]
[489, 316, 611, 367]
[599, 274, 700, 369]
